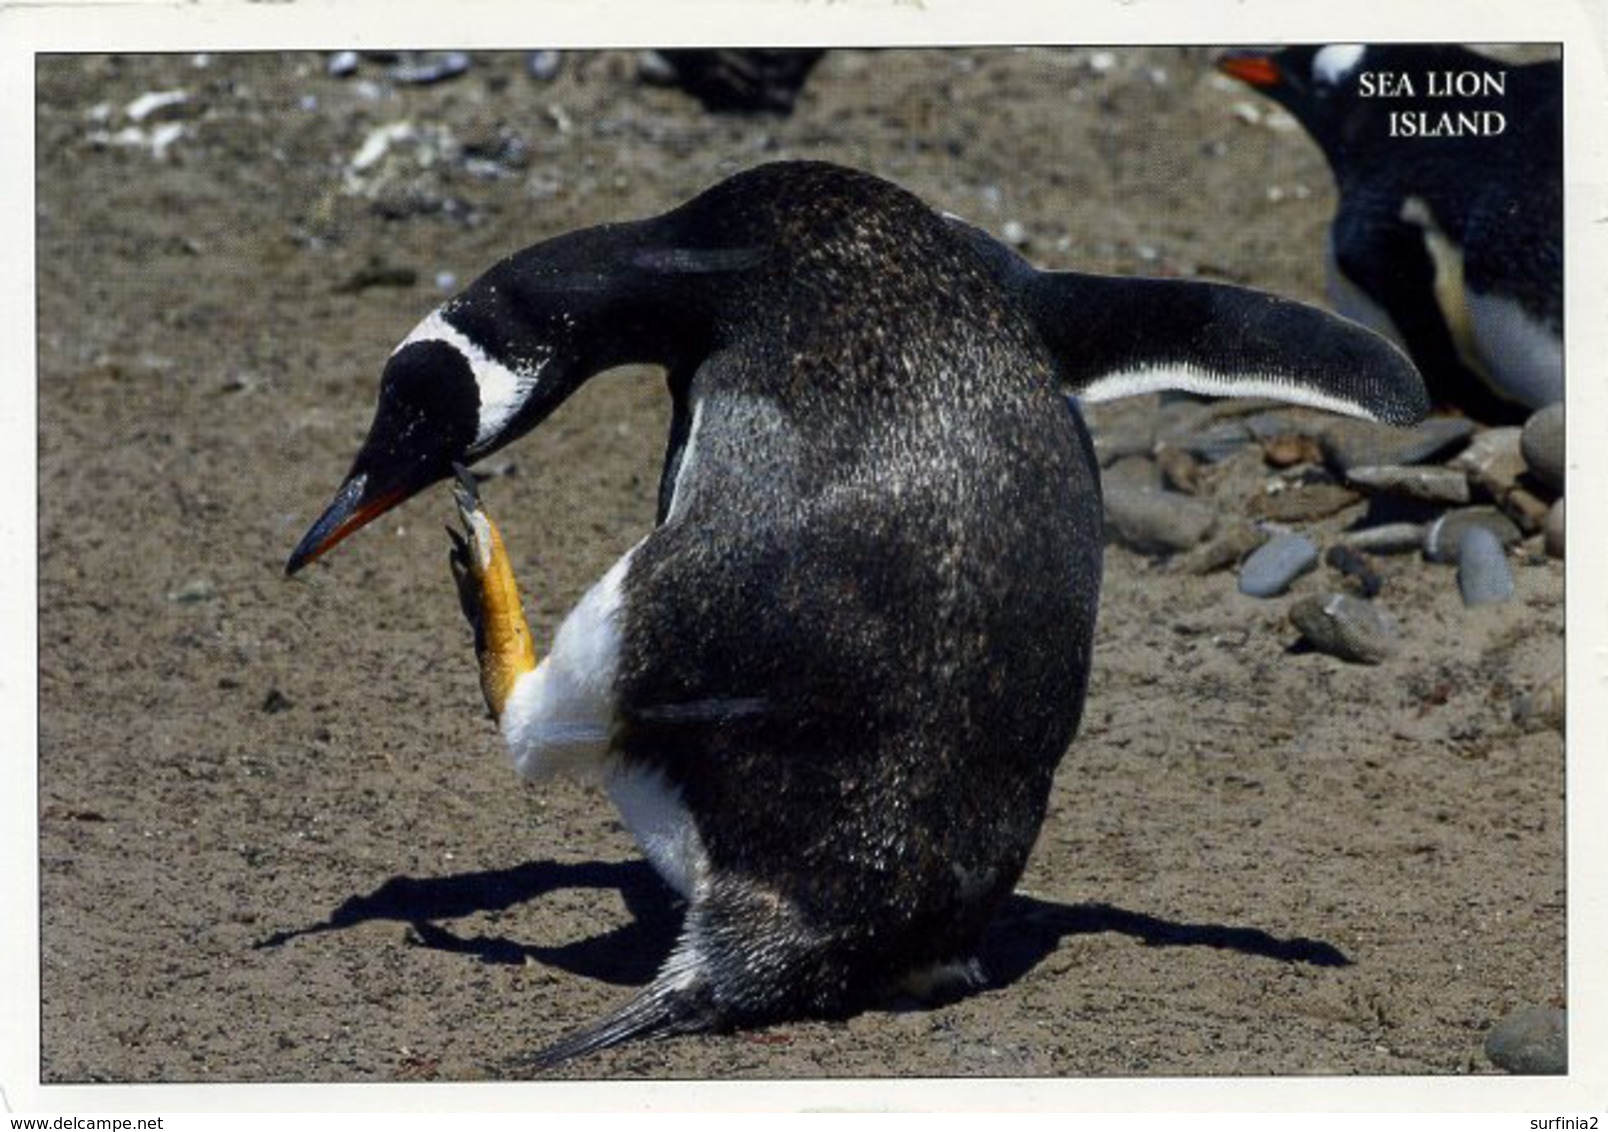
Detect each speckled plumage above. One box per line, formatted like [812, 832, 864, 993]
[288, 160, 1426, 1066]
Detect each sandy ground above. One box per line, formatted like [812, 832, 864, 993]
[32, 47, 1565, 1085]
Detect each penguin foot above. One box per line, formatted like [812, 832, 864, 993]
[447, 464, 537, 720]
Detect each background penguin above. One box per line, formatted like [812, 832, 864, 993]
[286, 160, 1425, 1067]
[1219, 44, 1562, 424]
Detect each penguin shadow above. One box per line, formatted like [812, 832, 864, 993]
[255, 860, 1349, 1000]
[253, 859, 681, 987]
[984, 893, 1352, 985]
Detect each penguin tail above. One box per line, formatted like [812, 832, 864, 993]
[530, 972, 713, 1069]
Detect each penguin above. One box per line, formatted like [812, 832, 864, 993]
[1218, 44, 1562, 424]
[286, 161, 1426, 1067]
[639, 48, 826, 114]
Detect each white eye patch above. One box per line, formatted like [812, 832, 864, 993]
[1313, 44, 1367, 88]
[395, 308, 547, 449]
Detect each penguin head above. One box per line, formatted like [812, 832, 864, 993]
[1218, 45, 1375, 160]
[286, 213, 758, 575]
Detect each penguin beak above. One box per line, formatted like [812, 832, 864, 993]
[285, 469, 420, 576]
[1217, 52, 1283, 88]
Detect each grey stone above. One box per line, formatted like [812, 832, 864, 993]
[1423, 507, 1523, 564]
[1289, 593, 1399, 664]
[1238, 532, 1319, 597]
[1171, 520, 1269, 576]
[1513, 672, 1565, 734]
[1103, 486, 1216, 555]
[1450, 426, 1525, 499]
[1520, 403, 1565, 493]
[1334, 523, 1427, 555]
[1320, 416, 1476, 475]
[1544, 499, 1564, 559]
[1179, 420, 1253, 464]
[1484, 1005, 1566, 1075]
[1456, 526, 1515, 607]
[1345, 464, 1471, 505]
[1101, 453, 1163, 493]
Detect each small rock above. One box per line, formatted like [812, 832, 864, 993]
[1544, 499, 1564, 558]
[525, 50, 563, 81]
[262, 689, 293, 714]
[1323, 544, 1383, 598]
[1484, 1005, 1566, 1075]
[1179, 420, 1252, 464]
[1423, 507, 1523, 564]
[167, 578, 216, 604]
[1248, 482, 1362, 523]
[1154, 396, 1214, 441]
[125, 89, 188, 123]
[1239, 532, 1319, 597]
[1088, 416, 1157, 466]
[1345, 464, 1471, 505]
[1289, 593, 1399, 664]
[327, 50, 360, 78]
[1334, 522, 1426, 555]
[1320, 416, 1476, 476]
[1512, 672, 1565, 734]
[1456, 526, 1515, 607]
[1496, 484, 1550, 535]
[1103, 486, 1216, 555]
[1260, 433, 1323, 468]
[1171, 520, 1268, 576]
[1450, 426, 1525, 499]
[1153, 445, 1199, 494]
[1102, 453, 1162, 493]
[388, 51, 471, 85]
[1520, 403, 1565, 493]
[1001, 219, 1029, 248]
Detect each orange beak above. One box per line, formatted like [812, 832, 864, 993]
[1217, 53, 1283, 89]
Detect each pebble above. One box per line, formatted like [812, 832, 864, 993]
[1103, 486, 1216, 555]
[1484, 1005, 1567, 1075]
[1319, 416, 1476, 476]
[1423, 507, 1522, 564]
[525, 50, 563, 81]
[1520, 403, 1565, 493]
[125, 90, 189, 123]
[1334, 522, 1426, 556]
[1102, 453, 1163, 493]
[1497, 485, 1550, 535]
[1238, 532, 1318, 597]
[167, 578, 217, 604]
[388, 51, 471, 85]
[1001, 219, 1029, 248]
[1449, 426, 1525, 500]
[1323, 545, 1383, 598]
[1456, 526, 1514, 607]
[1179, 420, 1252, 464]
[1088, 418, 1156, 466]
[1344, 464, 1471, 505]
[327, 50, 359, 78]
[1260, 433, 1323, 468]
[1172, 520, 1268, 576]
[1544, 499, 1564, 558]
[1154, 445, 1199, 494]
[1512, 672, 1565, 734]
[1288, 593, 1399, 664]
[1248, 482, 1361, 523]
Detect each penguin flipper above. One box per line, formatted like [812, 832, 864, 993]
[1020, 270, 1429, 426]
[945, 212, 1426, 424]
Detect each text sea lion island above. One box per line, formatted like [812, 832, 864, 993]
[1358, 67, 1511, 137]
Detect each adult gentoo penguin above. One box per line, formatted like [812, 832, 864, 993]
[286, 161, 1425, 1066]
[1219, 44, 1562, 424]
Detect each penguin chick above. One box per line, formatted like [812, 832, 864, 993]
[1219, 44, 1562, 423]
[287, 161, 1425, 1068]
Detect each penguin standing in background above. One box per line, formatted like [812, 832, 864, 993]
[1220, 44, 1562, 424]
[286, 161, 1425, 1067]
